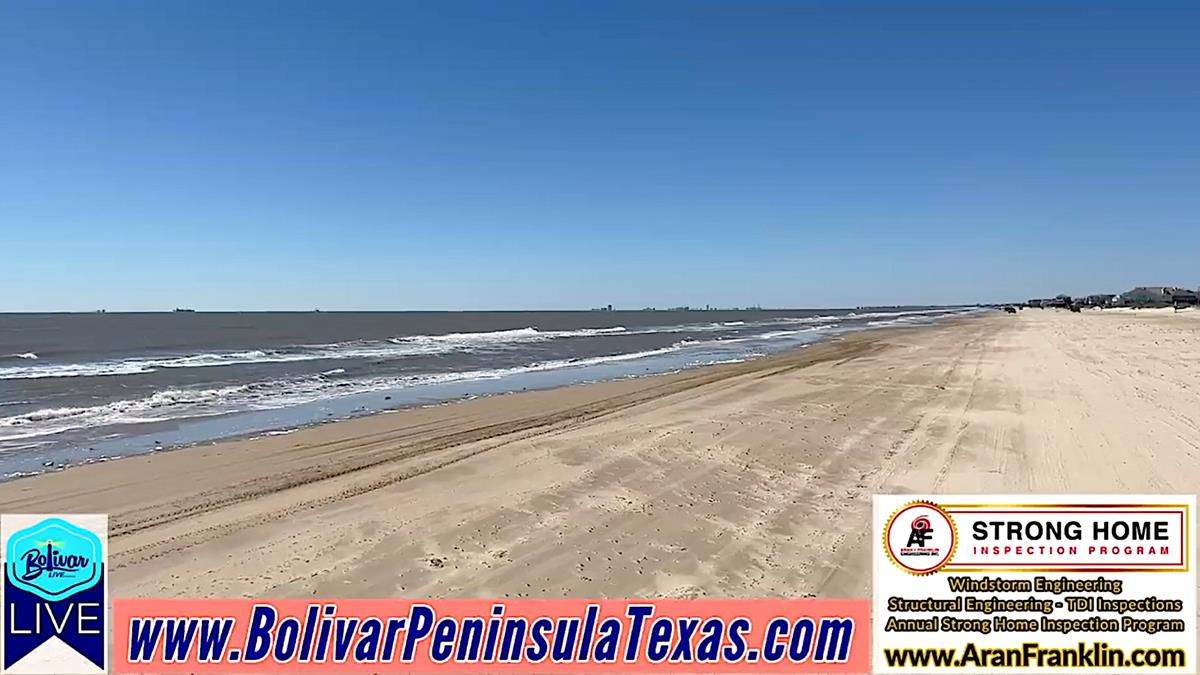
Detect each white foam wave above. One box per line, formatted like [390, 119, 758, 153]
[0, 361, 156, 379]
[1, 314, 922, 382]
[778, 315, 842, 324]
[754, 325, 836, 339]
[867, 317, 923, 327]
[0, 343, 695, 443]
[864, 308, 975, 327]
[0, 326, 634, 380]
[391, 325, 628, 346]
[715, 324, 836, 343]
[7, 353, 38, 360]
[388, 327, 540, 346]
[847, 307, 968, 320]
[0, 384, 250, 442]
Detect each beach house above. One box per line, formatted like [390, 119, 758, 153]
[1083, 294, 1116, 307]
[1171, 288, 1199, 306]
[1119, 286, 1191, 307]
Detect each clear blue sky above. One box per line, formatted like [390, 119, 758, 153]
[2, 1, 1197, 311]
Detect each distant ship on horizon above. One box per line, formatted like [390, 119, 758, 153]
[173, 308, 196, 313]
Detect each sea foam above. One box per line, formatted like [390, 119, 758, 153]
[0, 326, 633, 380]
[0, 342, 695, 443]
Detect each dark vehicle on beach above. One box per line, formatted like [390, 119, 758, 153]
[1003, 306, 1017, 314]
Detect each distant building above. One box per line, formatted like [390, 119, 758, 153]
[1172, 289, 1199, 306]
[1119, 286, 1189, 307]
[1083, 294, 1116, 307]
[1043, 295, 1071, 309]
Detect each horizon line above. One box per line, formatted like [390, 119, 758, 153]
[0, 304, 982, 315]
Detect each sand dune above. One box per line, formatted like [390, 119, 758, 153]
[0, 309, 1197, 599]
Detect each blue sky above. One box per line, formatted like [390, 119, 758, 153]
[2, 1, 1197, 311]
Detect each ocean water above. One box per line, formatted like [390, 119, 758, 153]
[0, 308, 974, 477]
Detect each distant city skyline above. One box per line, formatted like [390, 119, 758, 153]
[2, 1, 1197, 312]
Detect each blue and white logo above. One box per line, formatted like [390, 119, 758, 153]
[6, 518, 102, 602]
[2, 514, 108, 675]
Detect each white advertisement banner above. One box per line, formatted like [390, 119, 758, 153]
[873, 495, 1196, 674]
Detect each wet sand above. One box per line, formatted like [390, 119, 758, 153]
[1, 309, 1197, 598]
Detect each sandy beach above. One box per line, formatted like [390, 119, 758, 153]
[1, 308, 1197, 599]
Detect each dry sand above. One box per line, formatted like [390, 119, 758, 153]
[1, 308, 1197, 599]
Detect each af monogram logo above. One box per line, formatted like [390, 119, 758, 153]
[883, 501, 956, 575]
[2, 515, 107, 674]
[906, 515, 934, 547]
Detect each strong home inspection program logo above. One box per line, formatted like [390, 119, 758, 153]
[883, 501, 957, 575]
[2, 514, 107, 675]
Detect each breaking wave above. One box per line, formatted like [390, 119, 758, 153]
[0, 326, 633, 380]
[847, 307, 972, 320]
[0, 342, 695, 442]
[387, 326, 626, 347]
[0, 311, 974, 381]
[717, 324, 837, 343]
[753, 325, 837, 340]
[0, 309, 978, 453]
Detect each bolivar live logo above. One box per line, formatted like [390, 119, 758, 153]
[2, 515, 108, 674]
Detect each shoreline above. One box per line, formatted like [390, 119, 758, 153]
[7, 323, 903, 488]
[2, 312, 978, 480]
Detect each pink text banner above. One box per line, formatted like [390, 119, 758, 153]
[113, 598, 870, 673]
